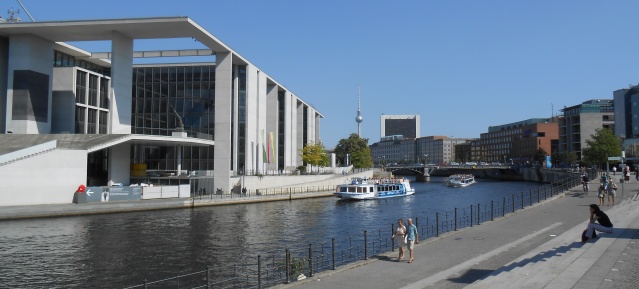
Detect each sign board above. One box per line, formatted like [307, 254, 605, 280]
[84, 186, 142, 203]
[608, 157, 621, 161]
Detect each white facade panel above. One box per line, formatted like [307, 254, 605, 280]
[109, 31, 133, 134]
[6, 34, 54, 134]
[0, 149, 87, 206]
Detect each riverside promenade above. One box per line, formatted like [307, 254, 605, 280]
[278, 182, 639, 289]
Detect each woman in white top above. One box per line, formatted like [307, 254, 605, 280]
[392, 219, 406, 261]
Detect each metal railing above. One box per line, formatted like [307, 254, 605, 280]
[126, 173, 583, 289]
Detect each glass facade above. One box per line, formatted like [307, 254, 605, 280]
[131, 65, 217, 171]
[73, 69, 110, 134]
[278, 90, 286, 170]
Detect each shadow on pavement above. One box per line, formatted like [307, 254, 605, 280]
[447, 269, 494, 284]
[465, 241, 584, 284]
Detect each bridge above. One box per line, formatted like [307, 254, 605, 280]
[383, 165, 521, 181]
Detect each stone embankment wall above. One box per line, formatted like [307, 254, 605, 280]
[236, 168, 374, 191]
[520, 168, 580, 183]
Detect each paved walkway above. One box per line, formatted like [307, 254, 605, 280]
[275, 182, 639, 289]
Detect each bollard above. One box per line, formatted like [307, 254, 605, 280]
[436, 212, 439, 237]
[206, 266, 210, 289]
[332, 238, 336, 270]
[309, 244, 314, 277]
[454, 208, 458, 231]
[285, 249, 290, 284]
[391, 223, 395, 251]
[257, 255, 262, 289]
[490, 200, 494, 221]
[364, 230, 368, 260]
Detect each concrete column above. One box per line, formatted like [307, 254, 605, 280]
[0, 36, 8, 133]
[285, 91, 294, 168]
[214, 52, 233, 192]
[109, 31, 133, 134]
[315, 113, 321, 144]
[6, 34, 54, 134]
[296, 100, 304, 166]
[108, 143, 130, 185]
[265, 84, 278, 171]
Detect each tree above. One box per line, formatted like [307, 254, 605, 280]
[552, 151, 578, 167]
[581, 128, 622, 167]
[300, 142, 330, 173]
[533, 148, 548, 166]
[333, 133, 373, 168]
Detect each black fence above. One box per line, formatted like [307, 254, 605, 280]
[124, 174, 583, 289]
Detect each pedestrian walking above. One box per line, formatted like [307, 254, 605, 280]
[391, 219, 406, 262]
[612, 166, 617, 175]
[624, 167, 631, 183]
[597, 184, 606, 207]
[406, 218, 419, 263]
[607, 180, 617, 206]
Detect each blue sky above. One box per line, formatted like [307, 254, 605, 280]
[12, 0, 639, 148]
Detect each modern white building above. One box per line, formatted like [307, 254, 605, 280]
[0, 17, 322, 206]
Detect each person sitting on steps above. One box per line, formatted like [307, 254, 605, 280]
[582, 204, 613, 243]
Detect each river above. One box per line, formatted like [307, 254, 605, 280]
[0, 177, 543, 288]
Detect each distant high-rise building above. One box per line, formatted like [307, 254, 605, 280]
[559, 100, 614, 160]
[380, 115, 420, 139]
[613, 86, 639, 162]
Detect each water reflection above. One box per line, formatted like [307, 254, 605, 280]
[0, 179, 541, 287]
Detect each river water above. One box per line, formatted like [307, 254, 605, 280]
[0, 177, 543, 288]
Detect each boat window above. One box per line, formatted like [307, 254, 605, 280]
[340, 187, 347, 192]
[348, 187, 356, 193]
[370, 186, 374, 192]
[357, 187, 362, 193]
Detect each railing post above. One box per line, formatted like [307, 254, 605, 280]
[477, 203, 481, 225]
[537, 187, 540, 203]
[391, 223, 395, 251]
[512, 194, 515, 213]
[521, 192, 524, 209]
[285, 249, 290, 284]
[332, 238, 336, 270]
[206, 266, 210, 289]
[143, 279, 147, 289]
[309, 244, 314, 277]
[502, 197, 505, 217]
[454, 208, 458, 231]
[436, 212, 439, 237]
[364, 230, 368, 260]
[257, 255, 262, 289]
[529, 189, 532, 206]
[491, 200, 494, 221]
[470, 205, 473, 227]
[545, 186, 547, 200]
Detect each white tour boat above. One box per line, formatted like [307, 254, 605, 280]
[447, 174, 476, 187]
[334, 177, 415, 200]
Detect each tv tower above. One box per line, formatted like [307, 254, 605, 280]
[355, 85, 363, 137]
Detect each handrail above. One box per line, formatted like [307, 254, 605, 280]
[0, 140, 57, 166]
